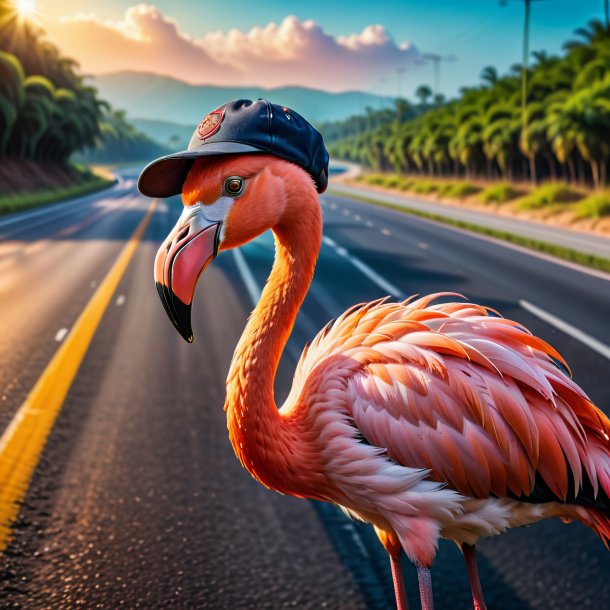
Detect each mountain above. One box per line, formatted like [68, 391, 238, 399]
[92, 71, 394, 127]
[130, 119, 194, 150]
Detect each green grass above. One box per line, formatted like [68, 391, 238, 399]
[477, 183, 521, 204]
[0, 174, 115, 215]
[329, 188, 610, 274]
[360, 174, 481, 200]
[574, 191, 610, 219]
[438, 182, 480, 199]
[410, 180, 439, 194]
[518, 183, 582, 211]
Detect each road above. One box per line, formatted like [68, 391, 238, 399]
[0, 170, 609, 609]
[330, 180, 610, 260]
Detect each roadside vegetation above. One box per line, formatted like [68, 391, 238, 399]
[0, 2, 168, 212]
[323, 20, 610, 220]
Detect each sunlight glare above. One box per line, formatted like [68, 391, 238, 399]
[16, 0, 35, 17]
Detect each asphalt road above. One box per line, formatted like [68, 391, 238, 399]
[0, 170, 609, 609]
[330, 181, 610, 260]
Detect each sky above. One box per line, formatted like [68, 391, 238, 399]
[29, 0, 606, 98]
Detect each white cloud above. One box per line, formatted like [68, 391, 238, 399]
[49, 5, 421, 92]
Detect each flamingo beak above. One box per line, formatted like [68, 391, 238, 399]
[154, 204, 222, 343]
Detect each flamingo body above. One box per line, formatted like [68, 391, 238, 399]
[287, 293, 610, 564]
[150, 153, 610, 608]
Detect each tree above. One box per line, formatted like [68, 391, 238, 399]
[415, 85, 433, 108]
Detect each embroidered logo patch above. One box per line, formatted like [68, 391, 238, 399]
[197, 108, 224, 140]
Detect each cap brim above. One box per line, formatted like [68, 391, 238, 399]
[137, 142, 265, 198]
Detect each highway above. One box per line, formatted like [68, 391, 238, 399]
[0, 168, 609, 609]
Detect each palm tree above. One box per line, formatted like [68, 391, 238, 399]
[415, 85, 433, 109]
[480, 66, 499, 87]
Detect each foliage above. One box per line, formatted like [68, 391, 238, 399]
[324, 20, 610, 190]
[0, 2, 164, 167]
[438, 182, 480, 199]
[518, 184, 582, 210]
[477, 183, 521, 204]
[574, 191, 610, 218]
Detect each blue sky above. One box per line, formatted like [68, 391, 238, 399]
[41, 0, 605, 97]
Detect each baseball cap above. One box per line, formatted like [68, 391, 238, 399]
[138, 98, 329, 198]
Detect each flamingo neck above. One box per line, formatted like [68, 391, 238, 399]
[225, 186, 322, 493]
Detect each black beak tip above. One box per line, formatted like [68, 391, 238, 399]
[155, 281, 194, 344]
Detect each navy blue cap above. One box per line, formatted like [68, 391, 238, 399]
[138, 98, 329, 197]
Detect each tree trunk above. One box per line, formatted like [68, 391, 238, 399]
[529, 154, 537, 185]
[545, 152, 557, 181]
[567, 157, 576, 185]
[590, 160, 600, 190]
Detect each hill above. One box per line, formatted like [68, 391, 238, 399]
[92, 71, 395, 126]
[130, 118, 194, 150]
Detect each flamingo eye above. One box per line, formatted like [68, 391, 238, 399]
[224, 177, 244, 197]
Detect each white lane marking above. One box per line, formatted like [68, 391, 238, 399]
[418, 242, 429, 250]
[520, 300, 610, 361]
[342, 210, 350, 216]
[381, 228, 391, 236]
[232, 248, 262, 307]
[355, 215, 362, 221]
[365, 220, 373, 228]
[322, 236, 405, 299]
[54, 328, 69, 342]
[330, 204, 337, 210]
[116, 294, 126, 306]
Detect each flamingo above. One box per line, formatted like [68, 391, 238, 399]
[148, 152, 610, 609]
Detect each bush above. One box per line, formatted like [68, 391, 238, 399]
[574, 192, 610, 219]
[518, 183, 582, 210]
[438, 182, 480, 199]
[478, 183, 521, 204]
[362, 173, 386, 186]
[382, 175, 403, 188]
[411, 181, 439, 194]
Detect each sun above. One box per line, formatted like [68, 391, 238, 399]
[15, 0, 36, 17]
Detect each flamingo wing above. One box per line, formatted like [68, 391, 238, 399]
[302, 294, 610, 503]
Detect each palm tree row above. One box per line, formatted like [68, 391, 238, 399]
[0, 2, 164, 166]
[0, 2, 108, 164]
[327, 20, 610, 189]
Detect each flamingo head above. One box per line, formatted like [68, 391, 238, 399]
[153, 153, 316, 342]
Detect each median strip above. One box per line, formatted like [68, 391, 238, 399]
[0, 199, 157, 552]
[329, 188, 610, 275]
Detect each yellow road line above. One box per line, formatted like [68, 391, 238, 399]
[0, 199, 158, 552]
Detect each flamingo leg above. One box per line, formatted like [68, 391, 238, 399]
[374, 526, 409, 610]
[416, 565, 435, 610]
[389, 553, 409, 610]
[461, 543, 487, 610]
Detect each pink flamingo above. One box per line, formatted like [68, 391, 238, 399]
[146, 152, 610, 609]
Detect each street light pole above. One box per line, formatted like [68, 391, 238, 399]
[422, 53, 457, 98]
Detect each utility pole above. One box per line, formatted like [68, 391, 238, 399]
[378, 77, 387, 110]
[500, 0, 547, 151]
[395, 67, 406, 99]
[605, 0, 609, 29]
[422, 53, 457, 97]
